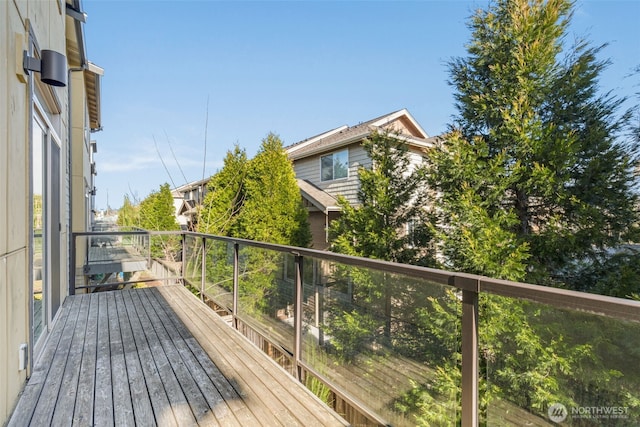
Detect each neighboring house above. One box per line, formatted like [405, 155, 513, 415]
[1, 0, 102, 422]
[286, 109, 436, 250]
[172, 178, 210, 230]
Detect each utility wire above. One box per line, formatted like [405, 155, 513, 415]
[153, 135, 177, 189]
[164, 129, 188, 186]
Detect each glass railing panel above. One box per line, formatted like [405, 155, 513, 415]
[236, 244, 294, 354]
[481, 295, 640, 426]
[202, 239, 234, 310]
[74, 233, 151, 292]
[149, 234, 181, 264]
[300, 257, 461, 426]
[183, 235, 203, 290]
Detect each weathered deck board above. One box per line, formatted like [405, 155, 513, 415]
[8, 286, 349, 427]
[158, 286, 347, 427]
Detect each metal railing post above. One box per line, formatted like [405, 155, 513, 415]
[200, 237, 207, 302]
[181, 233, 187, 286]
[294, 254, 304, 381]
[461, 287, 479, 426]
[146, 234, 152, 269]
[233, 242, 239, 329]
[69, 233, 76, 295]
[313, 259, 324, 346]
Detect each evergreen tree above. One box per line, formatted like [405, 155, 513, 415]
[330, 129, 434, 265]
[138, 183, 180, 231]
[138, 183, 180, 259]
[403, 1, 640, 422]
[198, 145, 248, 236]
[238, 133, 311, 247]
[116, 195, 138, 228]
[429, 0, 639, 285]
[198, 135, 311, 247]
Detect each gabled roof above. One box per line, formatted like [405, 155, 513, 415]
[297, 179, 340, 213]
[285, 109, 433, 160]
[173, 178, 211, 195]
[178, 199, 198, 216]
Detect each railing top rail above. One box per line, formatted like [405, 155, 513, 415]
[74, 230, 179, 237]
[72, 230, 640, 322]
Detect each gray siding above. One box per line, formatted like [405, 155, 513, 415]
[293, 143, 371, 206]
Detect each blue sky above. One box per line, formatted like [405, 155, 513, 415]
[83, 0, 640, 211]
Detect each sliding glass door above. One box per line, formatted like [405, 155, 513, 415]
[32, 104, 62, 350]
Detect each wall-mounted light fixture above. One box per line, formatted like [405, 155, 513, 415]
[23, 49, 67, 87]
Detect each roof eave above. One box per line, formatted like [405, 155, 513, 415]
[85, 62, 104, 132]
[288, 131, 371, 161]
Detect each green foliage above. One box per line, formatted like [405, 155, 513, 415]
[330, 129, 435, 265]
[138, 183, 180, 258]
[138, 183, 180, 231]
[238, 133, 312, 247]
[116, 195, 138, 228]
[564, 248, 640, 299]
[326, 309, 378, 360]
[198, 145, 248, 236]
[304, 374, 332, 407]
[198, 134, 311, 247]
[429, 0, 639, 287]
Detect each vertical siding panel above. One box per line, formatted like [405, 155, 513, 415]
[0, 258, 7, 422]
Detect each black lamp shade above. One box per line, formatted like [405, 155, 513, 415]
[40, 50, 67, 87]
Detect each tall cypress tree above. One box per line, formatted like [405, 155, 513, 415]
[239, 133, 311, 247]
[198, 145, 248, 236]
[430, 0, 639, 285]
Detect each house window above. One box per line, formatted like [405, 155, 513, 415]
[320, 149, 348, 181]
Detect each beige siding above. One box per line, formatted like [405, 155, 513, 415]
[1, 0, 72, 423]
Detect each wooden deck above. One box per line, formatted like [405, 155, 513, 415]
[9, 286, 349, 426]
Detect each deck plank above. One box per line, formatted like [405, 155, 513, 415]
[128, 290, 197, 426]
[73, 291, 99, 426]
[29, 295, 82, 426]
[7, 295, 75, 427]
[137, 288, 240, 426]
[9, 286, 349, 427]
[145, 290, 258, 427]
[50, 294, 90, 426]
[158, 285, 348, 427]
[94, 293, 115, 426]
[114, 291, 155, 427]
[158, 288, 288, 426]
[132, 289, 211, 424]
[121, 288, 177, 426]
[107, 292, 136, 427]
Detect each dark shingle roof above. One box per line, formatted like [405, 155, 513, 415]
[286, 109, 431, 160]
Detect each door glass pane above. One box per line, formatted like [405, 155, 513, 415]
[32, 117, 46, 343]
